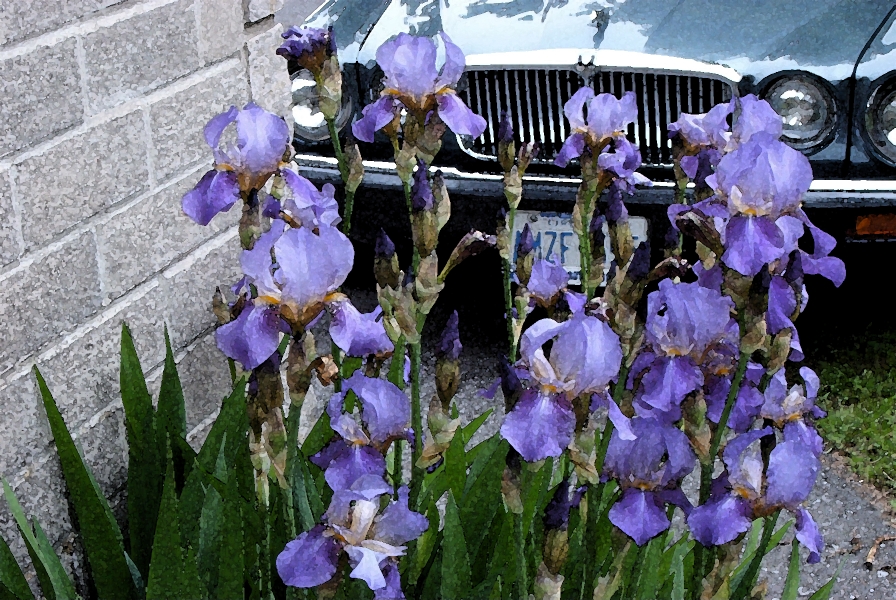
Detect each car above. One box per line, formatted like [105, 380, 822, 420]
[282, 0, 896, 278]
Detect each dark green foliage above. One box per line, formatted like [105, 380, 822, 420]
[145, 454, 204, 600]
[1, 322, 839, 600]
[2, 479, 77, 600]
[781, 540, 801, 600]
[443, 422, 467, 503]
[300, 411, 333, 458]
[812, 328, 896, 494]
[458, 439, 508, 558]
[808, 563, 842, 600]
[119, 324, 164, 581]
[34, 367, 139, 600]
[0, 531, 32, 600]
[441, 491, 472, 600]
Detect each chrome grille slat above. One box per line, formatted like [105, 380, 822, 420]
[456, 68, 734, 166]
[543, 71, 556, 144]
[483, 73, 495, 155]
[556, 72, 568, 142]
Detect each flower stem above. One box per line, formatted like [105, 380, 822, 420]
[731, 511, 780, 599]
[578, 197, 594, 299]
[515, 511, 528, 600]
[699, 348, 750, 504]
[326, 116, 347, 181]
[693, 323, 750, 599]
[594, 361, 631, 477]
[401, 179, 421, 274]
[502, 205, 518, 360]
[342, 189, 355, 235]
[674, 175, 688, 255]
[408, 341, 424, 503]
[388, 337, 407, 496]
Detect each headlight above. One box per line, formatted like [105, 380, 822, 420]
[290, 69, 352, 142]
[865, 78, 896, 166]
[763, 74, 836, 150]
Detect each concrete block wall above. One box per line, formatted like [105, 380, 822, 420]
[0, 0, 308, 590]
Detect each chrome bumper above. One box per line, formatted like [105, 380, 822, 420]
[293, 154, 896, 208]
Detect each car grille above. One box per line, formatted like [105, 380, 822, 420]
[457, 68, 734, 167]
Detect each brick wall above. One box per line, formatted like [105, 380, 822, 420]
[0, 0, 310, 588]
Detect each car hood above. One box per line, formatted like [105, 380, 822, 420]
[306, 0, 896, 81]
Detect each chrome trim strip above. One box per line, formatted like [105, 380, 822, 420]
[292, 154, 896, 194]
[464, 49, 743, 85]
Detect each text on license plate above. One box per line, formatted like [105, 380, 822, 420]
[511, 210, 649, 285]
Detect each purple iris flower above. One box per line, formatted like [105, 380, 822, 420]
[527, 256, 569, 306]
[277, 26, 336, 73]
[704, 363, 765, 434]
[182, 103, 290, 225]
[766, 272, 809, 361]
[668, 101, 733, 190]
[543, 479, 587, 530]
[277, 487, 427, 593]
[351, 33, 486, 142]
[669, 100, 733, 151]
[501, 311, 622, 461]
[436, 311, 462, 361]
[555, 90, 637, 167]
[329, 298, 394, 358]
[687, 427, 823, 562]
[604, 417, 696, 545]
[312, 372, 411, 518]
[278, 169, 341, 228]
[760, 367, 825, 456]
[597, 136, 652, 193]
[328, 372, 412, 450]
[410, 159, 434, 211]
[710, 135, 813, 276]
[731, 94, 784, 146]
[777, 212, 846, 287]
[215, 221, 354, 369]
[633, 280, 734, 417]
[717, 135, 812, 220]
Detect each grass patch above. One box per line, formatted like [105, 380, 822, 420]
[811, 326, 896, 495]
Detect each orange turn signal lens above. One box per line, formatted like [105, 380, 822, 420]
[855, 214, 896, 236]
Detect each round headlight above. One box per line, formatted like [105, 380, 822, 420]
[764, 75, 836, 150]
[290, 69, 352, 142]
[865, 79, 896, 165]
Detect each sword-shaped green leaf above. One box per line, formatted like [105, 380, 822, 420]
[119, 325, 163, 581]
[781, 539, 801, 600]
[459, 439, 507, 558]
[1, 479, 75, 600]
[0, 529, 32, 600]
[441, 491, 472, 600]
[808, 561, 842, 600]
[461, 409, 494, 445]
[34, 367, 138, 599]
[145, 453, 204, 600]
[180, 379, 247, 550]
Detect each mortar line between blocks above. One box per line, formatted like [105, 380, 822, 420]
[0, 161, 208, 284]
[7, 166, 25, 259]
[142, 108, 157, 189]
[0, 57, 241, 172]
[74, 36, 91, 118]
[0, 225, 238, 385]
[0, 0, 182, 61]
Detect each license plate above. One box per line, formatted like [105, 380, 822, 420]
[511, 210, 649, 285]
